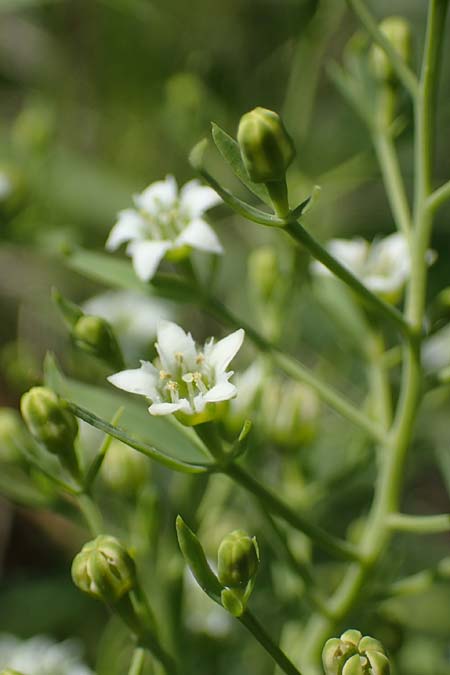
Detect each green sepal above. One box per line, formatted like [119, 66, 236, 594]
[221, 587, 245, 617]
[229, 420, 252, 460]
[290, 185, 322, 219]
[359, 637, 385, 655]
[52, 287, 83, 330]
[341, 629, 362, 647]
[211, 123, 271, 205]
[366, 651, 390, 675]
[176, 515, 223, 603]
[342, 654, 364, 675]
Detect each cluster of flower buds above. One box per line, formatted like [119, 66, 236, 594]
[71, 535, 136, 605]
[20, 386, 80, 479]
[323, 629, 390, 675]
[237, 107, 295, 217]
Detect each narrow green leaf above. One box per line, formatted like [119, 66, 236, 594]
[44, 354, 212, 471]
[52, 287, 83, 330]
[176, 515, 222, 602]
[211, 123, 271, 205]
[63, 247, 198, 303]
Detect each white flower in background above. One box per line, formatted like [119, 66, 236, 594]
[82, 290, 174, 359]
[422, 323, 450, 372]
[105, 175, 222, 282]
[108, 320, 244, 425]
[311, 233, 414, 303]
[0, 634, 92, 675]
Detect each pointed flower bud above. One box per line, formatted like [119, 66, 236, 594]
[71, 535, 136, 605]
[217, 529, 259, 588]
[237, 107, 295, 184]
[20, 387, 78, 457]
[370, 17, 412, 83]
[73, 314, 124, 370]
[323, 630, 390, 675]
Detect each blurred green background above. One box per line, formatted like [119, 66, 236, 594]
[1, 0, 450, 673]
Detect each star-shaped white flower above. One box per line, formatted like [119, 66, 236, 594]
[311, 233, 414, 303]
[108, 320, 244, 425]
[106, 175, 223, 282]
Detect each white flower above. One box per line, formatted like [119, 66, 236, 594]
[105, 175, 223, 281]
[311, 233, 413, 303]
[108, 320, 244, 424]
[0, 634, 92, 675]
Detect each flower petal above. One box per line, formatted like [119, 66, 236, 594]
[156, 320, 197, 372]
[203, 381, 237, 403]
[134, 175, 178, 214]
[107, 360, 159, 398]
[127, 240, 172, 281]
[105, 209, 147, 251]
[208, 329, 244, 374]
[149, 400, 190, 416]
[176, 218, 223, 254]
[180, 179, 221, 216]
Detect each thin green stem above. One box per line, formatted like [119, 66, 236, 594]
[387, 512, 450, 534]
[225, 462, 360, 562]
[427, 179, 450, 213]
[239, 610, 303, 675]
[77, 493, 104, 535]
[346, 0, 419, 98]
[128, 648, 146, 675]
[367, 332, 392, 431]
[372, 130, 412, 237]
[285, 221, 413, 339]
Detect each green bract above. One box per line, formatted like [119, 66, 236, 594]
[73, 314, 123, 369]
[217, 529, 259, 588]
[322, 630, 390, 675]
[20, 386, 78, 456]
[237, 107, 294, 184]
[71, 534, 136, 604]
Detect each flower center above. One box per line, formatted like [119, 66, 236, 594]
[157, 348, 213, 409]
[140, 199, 188, 243]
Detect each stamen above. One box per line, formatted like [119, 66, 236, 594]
[196, 352, 205, 365]
[159, 370, 171, 380]
[182, 373, 195, 401]
[193, 371, 208, 394]
[166, 380, 179, 403]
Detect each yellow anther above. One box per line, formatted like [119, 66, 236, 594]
[175, 351, 184, 364]
[196, 353, 205, 365]
[159, 370, 171, 380]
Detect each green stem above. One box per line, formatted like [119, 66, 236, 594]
[225, 463, 359, 562]
[346, 0, 419, 97]
[298, 3, 448, 671]
[426, 178, 450, 213]
[239, 610, 303, 675]
[367, 332, 392, 431]
[128, 648, 145, 675]
[387, 512, 450, 534]
[284, 221, 413, 339]
[372, 129, 412, 237]
[77, 493, 104, 535]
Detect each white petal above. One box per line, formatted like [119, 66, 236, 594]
[156, 320, 197, 372]
[149, 401, 186, 416]
[107, 360, 159, 398]
[203, 381, 237, 403]
[127, 240, 172, 281]
[176, 218, 223, 254]
[105, 209, 147, 251]
[134, 175, 178, 214]
[180, 179, 221, 216]
[208, 329, 244, 374]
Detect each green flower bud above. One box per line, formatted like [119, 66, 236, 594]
[323, 630, 390, 675]
[370, 17, 412, 83]
[73, 314, 124, 370]
[20, 387, 78, 457]
[237, 107, 295, 184]
[101, 440, 149, 497]
[217, 529, 259, 588]
[248, 246, 280, 301]
[71, 534, 136, 604]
